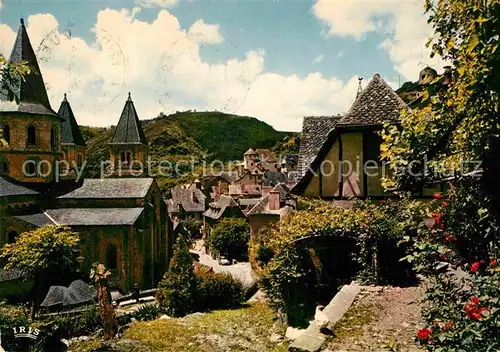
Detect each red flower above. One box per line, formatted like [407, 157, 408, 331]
[442, 201, 449, 207]
[417, 327, 431, 340]
[444, 234, 457, 242]
[380, 200, 385, 204]
[433, 193, 444, 199]
[439, 253, 448, 261]
[490, 259, 497, 267]
[443, 321, 453, 331]
[472, 296, 479, 305]
[432, 211, 442, 220]
[471, 262, 481, 273]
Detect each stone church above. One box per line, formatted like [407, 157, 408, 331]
[0, 19, 170, 292]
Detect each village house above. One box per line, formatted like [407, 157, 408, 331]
[293, 73, 444, 199]
[0, 19, 170, 293]
[247, 183, 297, 238]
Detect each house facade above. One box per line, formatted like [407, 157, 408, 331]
[293, 73, 442, 199]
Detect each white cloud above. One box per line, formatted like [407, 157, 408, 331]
[188, 19, 224, 45]
[312, 0, 446, 81]
[312, 54, 324, 64]
[5, 10, 370, 132]
[134, 0, 177, 8]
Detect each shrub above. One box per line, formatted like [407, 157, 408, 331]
[132, 304, 163, 322]
[180, 219, 203, 240]
[156, 238, 199, 317]
[208, 218, 250, 261]
[259, 198, 425, 326]
[197, 272, 244, 310]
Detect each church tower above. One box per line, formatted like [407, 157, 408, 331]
[108, 93, 148, 176]
[57, 94, 86, 175]
[0, 19, 63, 185]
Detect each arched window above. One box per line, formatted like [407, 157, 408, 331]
[27, 125, 36, 146]
[23, 158, 39, 177]
[7, 231, 18, 243]
[50, 126, 58, 149]
[120, 152, 126, 163]
[0, 158, 8, 174]
[126, 152, 131, 164]
[1, 125, 10, 144]
[105, 245, 118, 270]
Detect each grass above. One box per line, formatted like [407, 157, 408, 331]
[329, 300, 378, 343]
[69, 302, 288, 352]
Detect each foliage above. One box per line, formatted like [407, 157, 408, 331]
[249, 226, 277, 274]
[156, 238, 200, 317]
[175, 111, 290, 161]
[180, 218, 203, 240]
[272, 133, 300, 156]
[207, 218, 250, 261]
[197, 271, 244, 310]
[90, 263, 118, 340]
[0, 54, 31, 105]
[0, 225, 81, 318]
[381, 0, 500, 194]
[40, 306, 101, 337]
[131, 304, 163, 322]
[258, 199, 424, 326]
[400, 193, 500, 351]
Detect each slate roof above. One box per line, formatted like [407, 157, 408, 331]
[244, 148, 256, 155]
[17, 208, 144, 226]
[247, 183, 296, 216]
[338, 74, 407, 126]
[263, 171, 287, 187]
[0, 19, 57, 116]
[109, 93, 148, 145]
[170, 187, 207, 213]
[0, 176, 39, 197]
[203, 195, 240, 220]
[57, 94, 86, 146]
[297, 115, 342, 177]
[58, 178, 154, 199]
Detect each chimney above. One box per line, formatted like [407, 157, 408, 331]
[268, 189, 280, 211]
[443, 66, 452, 85]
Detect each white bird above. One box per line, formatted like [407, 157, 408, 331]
[314, 305, 329, 330]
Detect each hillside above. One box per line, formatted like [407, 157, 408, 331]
[83, 111, 294, 194]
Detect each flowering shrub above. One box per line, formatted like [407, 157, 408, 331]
[401, 189, 500, 351]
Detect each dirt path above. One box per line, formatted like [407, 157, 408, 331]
[325, 285, 425, 352]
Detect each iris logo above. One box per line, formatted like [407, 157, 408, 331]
[12, 326, 40, 340]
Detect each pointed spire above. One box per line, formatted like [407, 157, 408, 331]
[57, 94, 86, 147]
[109, 93, 148, 145]
[356, 77, 363, 98]
[1, 18, 57, 116]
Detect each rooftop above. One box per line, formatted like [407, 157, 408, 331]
[0, 176, 39, 197]
[57, 94, 86, 146]
[109, 93, 148, 145]
[17, 208, 144, 226]
[58, 178, 154, 199]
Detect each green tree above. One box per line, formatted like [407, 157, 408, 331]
[207, 218, 250, 262]
[381, 0, 500, 194]
[1, 225, 81, 319]
[156, 238, 199, 317]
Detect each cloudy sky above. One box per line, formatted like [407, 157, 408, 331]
[0, 0, 443, 131]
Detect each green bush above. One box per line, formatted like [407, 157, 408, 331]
[197, 272, 244, 310]
[208, 218, 250, 261]
[156, 239, 199, 317]
[131, 303, 163, 321]
[259, 198, 425, 326]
